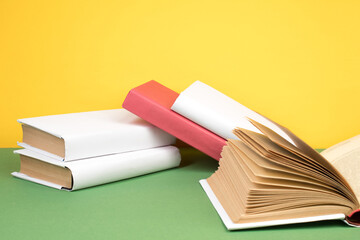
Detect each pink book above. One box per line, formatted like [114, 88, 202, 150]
[122, 80, 226, 160]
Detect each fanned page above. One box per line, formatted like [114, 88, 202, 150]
[203, 120, 360, 229]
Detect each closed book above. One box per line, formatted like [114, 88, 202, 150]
[12, 146, 181, 190]
[18, 109, 175, 161]
[122, 80, 226, 160]
[171, 80, 295, 145]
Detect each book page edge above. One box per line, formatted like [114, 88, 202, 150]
[199, 179, 346, 230]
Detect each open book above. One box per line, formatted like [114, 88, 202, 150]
[201, 121, 360, 229]
[170, 81, 360, 229]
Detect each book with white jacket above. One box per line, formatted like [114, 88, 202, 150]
[18, 109, 176, 161]
[12, 146, 181, 191]
[171, 81, 295, 146]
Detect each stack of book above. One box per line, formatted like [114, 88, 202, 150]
[12, 109, 181, 190]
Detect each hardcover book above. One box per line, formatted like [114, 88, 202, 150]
[171, 80, 295, 144]
[122, 80, 226, 160]
[171, 81, 360, 229]
[18, 109, 175, 161]
[12, 146, 181, 190]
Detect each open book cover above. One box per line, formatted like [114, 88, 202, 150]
[12, 146, 181, 191]
[172, 81, 360, 230]
[18, 109, 175, 161]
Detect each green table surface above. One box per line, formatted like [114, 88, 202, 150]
[1, 148, 359, 240]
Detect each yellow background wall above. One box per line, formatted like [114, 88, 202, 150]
[1, 0, 359, 148]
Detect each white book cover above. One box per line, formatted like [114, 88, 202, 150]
[171, 81, 295, 146]
[12, 146, 181, 191]
[199, 179, 351, 230]
[18, 109, 176, 161]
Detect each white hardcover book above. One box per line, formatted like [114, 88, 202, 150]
[18, 109, 176, 161]
[12, 146, 181, 191]
[171, 81, 295, 146]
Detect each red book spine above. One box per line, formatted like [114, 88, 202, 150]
[123, 81, 226, 160]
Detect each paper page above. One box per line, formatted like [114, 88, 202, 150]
[321, 135, 360, 201]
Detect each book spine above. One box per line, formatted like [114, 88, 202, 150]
[123, 89, 226, 160]
[69, 146, 181, 190]
[64, 125, 175, 161]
